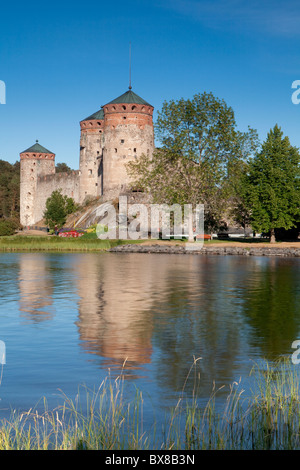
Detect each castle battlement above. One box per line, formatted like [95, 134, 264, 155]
[37, 170, 80, 183]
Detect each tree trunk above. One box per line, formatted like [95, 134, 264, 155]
[270, 228, 276, 243]
[188, 210, 194, 243]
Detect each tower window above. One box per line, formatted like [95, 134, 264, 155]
[134, 148, 137, 153]
[89, 169, 92, 175]
[123, 116, 126, 120]
[120, 139, 124, 144]
[122, 105, 126, 110]
[115, 148, 117, 153]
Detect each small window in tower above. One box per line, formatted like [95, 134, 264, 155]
[115, 148, 117, 153]
[134, 148, 137, 153]
[123, 116, 126, 120]
[95, 183, 98, 187]
[132, 105, 136, 110]
[89, 169, 92, 175]
[122, 105, 126, 110]
[120, 139, 124, 144]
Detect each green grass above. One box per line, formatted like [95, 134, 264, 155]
[0, 357, 299, 450]
[0, 236, 143, 252]
[0, 233, 276, 252]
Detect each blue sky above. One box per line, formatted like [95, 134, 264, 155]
[1, 0, 300, 167]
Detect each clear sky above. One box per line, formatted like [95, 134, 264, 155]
[1, 0, 300, 167]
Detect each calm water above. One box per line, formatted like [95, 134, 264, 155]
[0, 252, 300, 422]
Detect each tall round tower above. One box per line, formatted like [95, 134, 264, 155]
[79, 109, 104, 202]
[102, 89, 154, 195]
[20, 141, 55, 226]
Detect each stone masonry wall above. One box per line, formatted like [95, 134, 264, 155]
[79, 119, 104, 202]
[33, 171, 80, 224]
[102, 103, 154, 194]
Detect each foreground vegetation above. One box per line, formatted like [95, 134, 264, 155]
[0, 357, 299, 450]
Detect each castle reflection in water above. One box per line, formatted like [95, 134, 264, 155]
[17, 251, 300, 393]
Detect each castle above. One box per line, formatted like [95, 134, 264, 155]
[20, 88, 154, 226]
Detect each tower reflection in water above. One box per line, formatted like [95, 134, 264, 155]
[74, 253, 158, 373]
[18, 254, 54, 322]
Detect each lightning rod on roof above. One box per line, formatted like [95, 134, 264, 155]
[129, 42, 132, 90]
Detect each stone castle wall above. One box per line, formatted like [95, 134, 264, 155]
[79, 118, 104, 201]
[33, 171, 80, 224]
[102, 102, 154, 194]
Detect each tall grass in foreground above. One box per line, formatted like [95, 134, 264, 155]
[0, 357, 300, 450]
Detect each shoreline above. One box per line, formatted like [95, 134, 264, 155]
[109, 241, 300, 257]
[2, 234, 300, 256]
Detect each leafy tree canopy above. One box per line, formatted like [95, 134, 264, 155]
[0, 159, 20, 219]
[44, 189, 78, 230]
[243, 124, 300, 242]
[56, 162, 73, 173]
[127, 92, 259, 234]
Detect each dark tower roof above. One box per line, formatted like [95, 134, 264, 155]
[81, 108, 104, 121]
[105, 90, 152, 107]
[21, 140, 54, 154]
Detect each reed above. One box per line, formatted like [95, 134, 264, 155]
[0, 357, 299, 450]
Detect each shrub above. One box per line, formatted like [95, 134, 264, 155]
[0, 218, 20, 236]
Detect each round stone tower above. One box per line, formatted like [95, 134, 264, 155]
[20, 140, 55, 227]
[102, 89, 154, 195]
[79, 108, 104, 202]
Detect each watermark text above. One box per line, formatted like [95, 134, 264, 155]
[0, 81, 6, 104]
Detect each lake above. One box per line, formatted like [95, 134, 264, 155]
[0, 252, 300, 427]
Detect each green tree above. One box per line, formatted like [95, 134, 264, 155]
[0, 160, 20, 218]
[0, 218, 20, 236]
[44, 189, 78, 231]
[243, 125, 300, 243]
[55, 162, 73, 173]
[127, 92, 258, 239]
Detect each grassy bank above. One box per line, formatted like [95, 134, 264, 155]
[0, 233, 276, 253]
[0, 357, 299, 450]
[0, 236, 143, 252]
